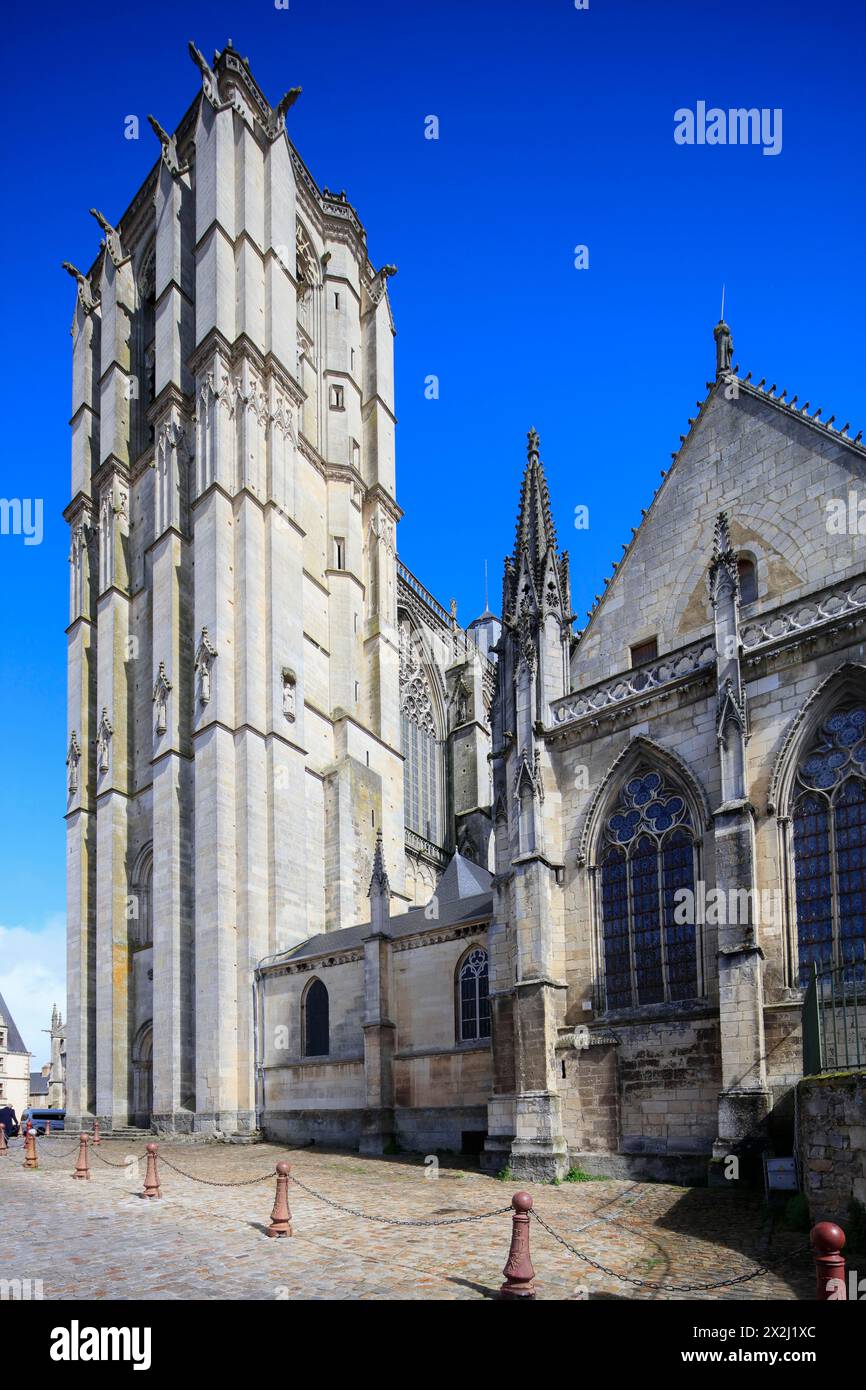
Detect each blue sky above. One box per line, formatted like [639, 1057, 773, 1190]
[1, 0, 864, 1053]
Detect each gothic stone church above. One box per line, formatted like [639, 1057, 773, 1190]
[65, 43, 866, 1180]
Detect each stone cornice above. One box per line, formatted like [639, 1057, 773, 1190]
[191, 718, 308, 759]
[392, 920, 489, 953]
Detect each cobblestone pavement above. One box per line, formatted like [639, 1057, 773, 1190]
[1, 1137, 813, 1301]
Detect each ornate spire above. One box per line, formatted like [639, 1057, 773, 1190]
[504, 429, 570, 621]
[368, 829, 390, 899]
[706, 510, 739, 606]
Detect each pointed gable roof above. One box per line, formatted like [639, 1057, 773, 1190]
[0, 992, 29, 1055]
[434, 851, 493, 904]
[573, 319, 866, 654]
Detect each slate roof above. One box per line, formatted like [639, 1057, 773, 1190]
[0, 993, 29, 1055]
[29, 1072, 48, 1096]
[269, 852, 493, 966]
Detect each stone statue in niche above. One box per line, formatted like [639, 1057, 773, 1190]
[195, 628, 217, 706]
[282, 669, 296, 721]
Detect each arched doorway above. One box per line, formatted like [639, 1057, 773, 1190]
[131, 1021, 153, 1128]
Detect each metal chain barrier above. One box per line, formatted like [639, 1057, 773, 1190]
[158, 1154, 275, 1187]
[91, 1146, 141, 1170]
[530, 1208, 810, 1293]
[32, 1139, 83, 1160]
[288, 1171, 512, 1226]
[4, 1135, 817, 1294]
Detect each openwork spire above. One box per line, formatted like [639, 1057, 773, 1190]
[504, 429, 570, 621]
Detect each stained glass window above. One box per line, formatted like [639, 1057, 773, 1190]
[598, 771, 698, 1009]
[459, 948, 491, 1041]
[793, 707, 866, 985]
[400, 623, 442, 845]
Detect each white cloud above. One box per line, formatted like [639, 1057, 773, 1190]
[0, 915, 66, 1060]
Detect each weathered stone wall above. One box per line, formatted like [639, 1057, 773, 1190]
[798, 1071, 866, 1225]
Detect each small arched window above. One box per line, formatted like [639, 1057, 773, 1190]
[131, 849, 153, 949]
[458, 948, 490, 1042]
[737, 556, 758, 605]
[303, 978, 329, 1057]
[599, 771, 699, 1009]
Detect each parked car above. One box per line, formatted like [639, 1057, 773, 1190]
[0, 1105, 19, 1138]
[21, 1108, 65, 1135]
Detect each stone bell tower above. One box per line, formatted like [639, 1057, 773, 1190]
[484, 430, 574, 1180]
[64, 41, 404, 1135]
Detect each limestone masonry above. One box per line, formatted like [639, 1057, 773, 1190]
[65, 42, 866, 1182]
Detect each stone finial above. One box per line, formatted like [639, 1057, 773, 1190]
[189, 39, 221, 107]
[88, 209, 127, 269]
[268, 86, 302, 139]
[527, 428, 540, 465]
[147, 114, 188, 176]
[711, 510, 733, 561]
[368, 264, 398, 305]
[61, 262, 97, 313]
[368, 829, 391, 899]
[714, 317, 734, 378]
[707, 510, 739, 607]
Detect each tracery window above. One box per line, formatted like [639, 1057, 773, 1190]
[303, 978, 329, 1058]
[400, 623, 442, 845]
[792, 707, 866, 985]
[458, 948, 490, 1042]
[599, 771, 699, 1009]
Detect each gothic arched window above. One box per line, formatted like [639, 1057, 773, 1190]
[792, 707, 866, 985]
[737, 555, 758, 604]
[134, 245, 156, 457]
[400, 622, 443, 845]
[458, 948, 490, 1042]
[599, 771, 699, 1009]
[303, 978, 329, 1057]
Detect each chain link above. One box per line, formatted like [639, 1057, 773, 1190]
[288, 1172, 512, 1227]
[530, 1209, 810, 1293]
[91, 1146, 141, 1169]
[157, 1154, 275, 1186]
[29, 1139, 83, 1160]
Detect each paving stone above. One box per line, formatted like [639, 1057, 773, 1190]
[0, 1138, 812, 1301]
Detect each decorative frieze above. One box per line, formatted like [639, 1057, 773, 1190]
[741, 580, 866, 654]
[551, 637, 716, 728]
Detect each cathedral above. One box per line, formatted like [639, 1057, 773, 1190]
[65, 42, 866, 1181]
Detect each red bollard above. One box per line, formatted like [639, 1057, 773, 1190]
[811, 1222, 847, 1300]
[142, 1143, 161, 1199]
[266, 1162, 293, 1238]
[92, 1119, 102, 1147]
[0, 1122, 8, 1156]
[72, 1133, 91, 1181]
[500, 1191, 536, 1299]
[22, 1130, 38, 1170]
